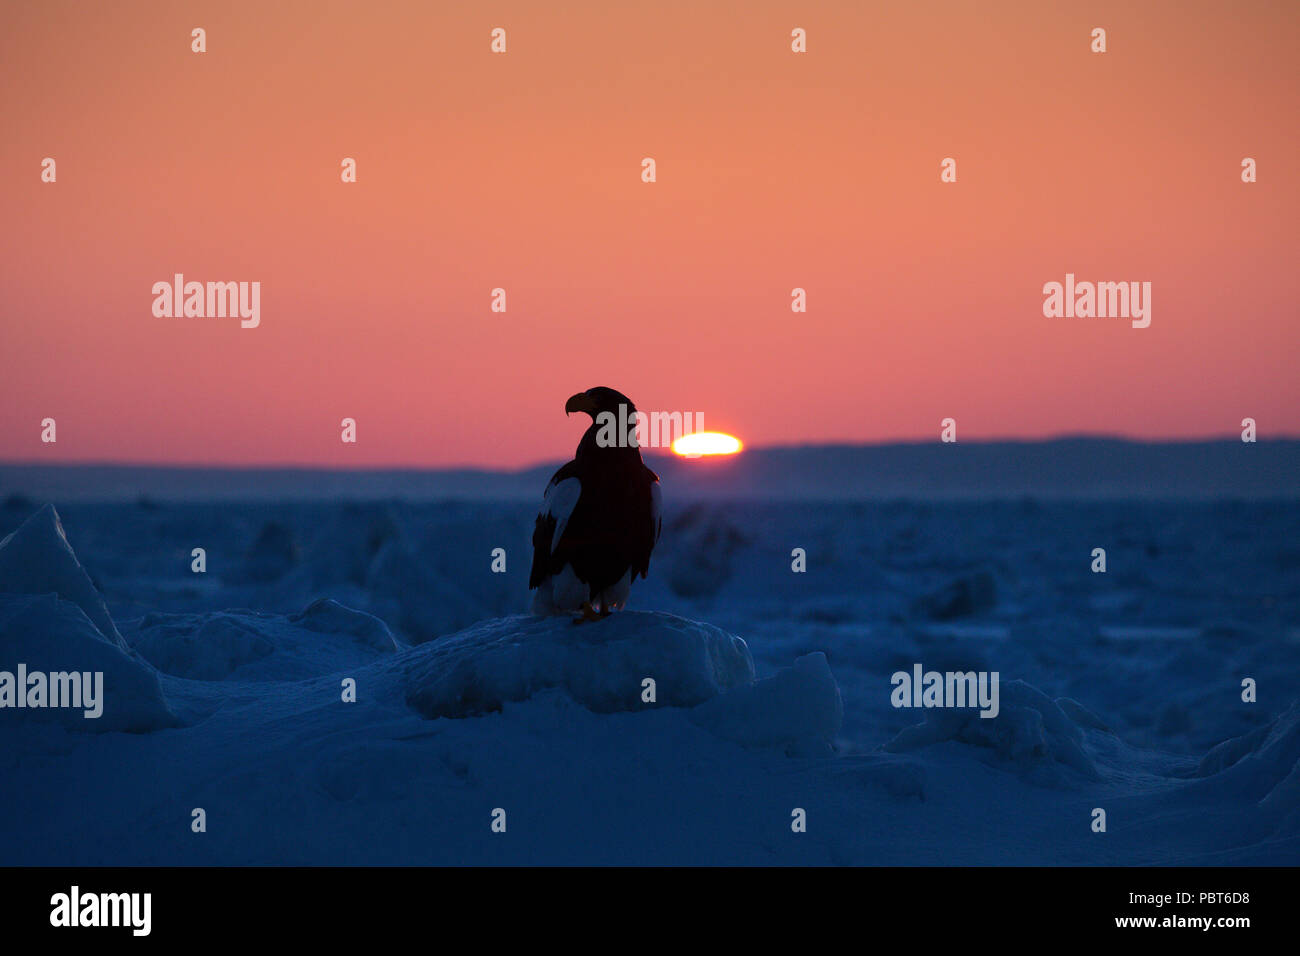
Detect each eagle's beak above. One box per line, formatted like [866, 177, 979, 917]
[565, 392, 596, 417]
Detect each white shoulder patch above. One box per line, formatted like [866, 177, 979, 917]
[542, 477, 582, 554]
[650, 482, 663, 544]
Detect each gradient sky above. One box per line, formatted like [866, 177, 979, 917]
[2, 0, 1297, 468]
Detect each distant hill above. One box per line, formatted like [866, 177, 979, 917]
[2, 439, 1296, 502]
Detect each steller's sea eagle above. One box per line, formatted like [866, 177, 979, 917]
[529, 387, 662, 620]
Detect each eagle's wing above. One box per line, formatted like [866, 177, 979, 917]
[651, 480, 663, 546]
[632, 467, 662, 580]
[528, 472, 582, 588]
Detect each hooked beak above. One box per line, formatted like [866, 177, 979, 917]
[565, 391, 597, 417]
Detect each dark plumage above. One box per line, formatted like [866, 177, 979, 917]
[529, 387, 662, 618]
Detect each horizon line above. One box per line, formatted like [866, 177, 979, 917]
[2, 432, 1295, 474]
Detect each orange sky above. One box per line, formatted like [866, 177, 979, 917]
[2, 0, 1297, 468]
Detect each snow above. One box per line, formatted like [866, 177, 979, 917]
[0, 504, 176, 732]
[884, 679, 1102, 783]
[232, 520, 299, 583]
[288, 597, 398, 652]
[0, 503, 126, 648]
[662, 505, 748, 598]
[400, 611, 754, 719]
[1195, 702, 1300, 820]
[911, 568, 998, 620]
[0, 593, 175, 733]
[124, 600, 397, 681]
[689, 651, 842, 755]
[365, 534, 488, 643]
[1, 494, 1297, 864]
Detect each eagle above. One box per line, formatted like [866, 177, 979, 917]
[529, 387, 662, 620]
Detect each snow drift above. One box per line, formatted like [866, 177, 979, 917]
[0, 594, 175, 732]
[884, 679, 1104, 782]
[1194, 701, 1300, 838]
[0, 505, 175, 732]
[401, 610, 756, 718]
[124, 597, 397, 681]
[396, 611, 845, 754]
[3, 497, 1296, 864]
[689, 651, 843, 755]
[0, 504, 126, 648]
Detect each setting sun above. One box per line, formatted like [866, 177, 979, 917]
[671, 432, 744, 457]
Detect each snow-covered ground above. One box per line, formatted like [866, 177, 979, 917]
[1, 492, 1297, 864]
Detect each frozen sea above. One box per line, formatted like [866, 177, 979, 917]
[1, 443, 1297, 865]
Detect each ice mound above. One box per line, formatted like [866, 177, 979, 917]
[288, 598, 398, 652]
[664, 505, 748, 598]
[366, 535, 485, 643]
[305, 503, 402, 586]
[1055, 696, 1110, 732]
[127, 611, 279, 680]
[403, 610, 755, 718]
[0, 504, 126, 649]
[126, 599, 397, 681]
[236, 520, 300, 583]
[911, 568, 998, 620]
[0, 593, 175, 732]
[689, 652, 843, 755]
[884, 679, 1102, 781]
[1196, 701, 1300, 834]
[1197, 722, 1273, 777]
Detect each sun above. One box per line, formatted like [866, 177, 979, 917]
[671, 431, 743, 458]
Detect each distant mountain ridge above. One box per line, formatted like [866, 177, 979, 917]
[2, 438, 1296, 502]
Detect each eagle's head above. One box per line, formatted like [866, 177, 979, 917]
[565, 387, 637, 420]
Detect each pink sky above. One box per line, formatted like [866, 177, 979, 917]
[2, 1, 1297, 467]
